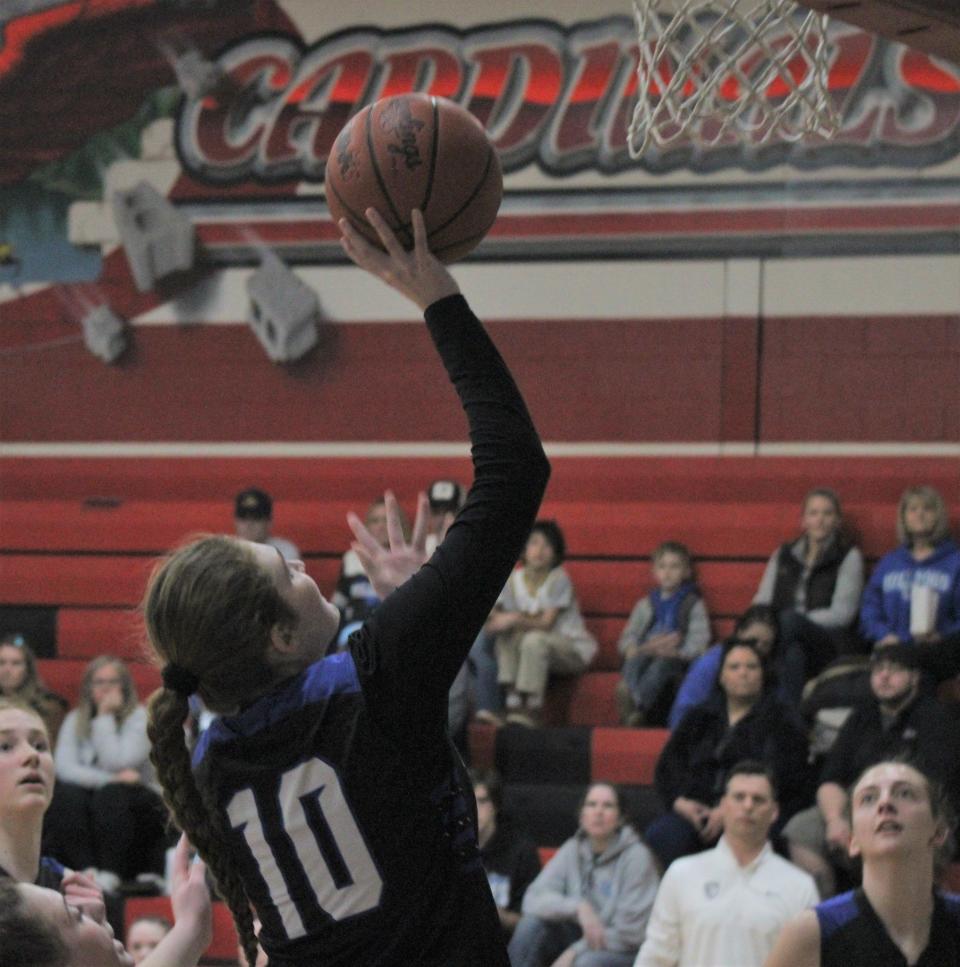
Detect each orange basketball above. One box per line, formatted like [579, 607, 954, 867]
[325, 94, 503, 264]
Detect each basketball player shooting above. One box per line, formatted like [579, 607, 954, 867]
[143, 206, 549, 966]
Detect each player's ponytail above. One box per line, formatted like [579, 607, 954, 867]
[148, 688, 260, 966]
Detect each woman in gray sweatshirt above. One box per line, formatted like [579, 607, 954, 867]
[508, 783, 660, 967]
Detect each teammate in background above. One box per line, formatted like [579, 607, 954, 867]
[0, 834, 212, 967]
[233, 487, 300, 562]
[142, 209, 550, 966]
[765, 758, 960, 967]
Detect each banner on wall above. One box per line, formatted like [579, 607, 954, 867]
[1, 0, 959, 287]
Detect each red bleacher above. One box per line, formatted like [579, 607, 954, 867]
[3, 454, 958, 959]
[3, 456, 958, 723]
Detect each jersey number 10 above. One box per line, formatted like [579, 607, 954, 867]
[227, 758, 384, 938]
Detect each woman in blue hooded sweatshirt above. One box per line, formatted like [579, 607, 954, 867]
[860, 485, 960, 682]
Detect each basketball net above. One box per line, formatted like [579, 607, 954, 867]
[627, 0, 842, 156]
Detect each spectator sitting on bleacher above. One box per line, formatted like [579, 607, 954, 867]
[126, 915, 170, 964]
[782, 641, 960, 899]
[0, 632, 68, 745]
[471, 768, 542, 941]
[645, 640, 811, 871]
[508, 782, 659, 967]
[859, 485, 960, 684]
[753, 488, 865, 709]
[487, 520, 597, 728]
[616, 541, 710, 728]
[425, 479, 464, 554]
[635, 760, 818, 967]
[233, 487, 300, 562]
[44, 657, 173, 893]
[668, 605, 779, 730]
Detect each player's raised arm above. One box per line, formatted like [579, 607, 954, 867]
[339, 207, 550, 720]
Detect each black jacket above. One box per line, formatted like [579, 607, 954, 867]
[655, 691, 812, 820]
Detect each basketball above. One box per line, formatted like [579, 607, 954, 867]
[325, 93, 503, 264]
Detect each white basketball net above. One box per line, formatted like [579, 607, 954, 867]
[627, 0, 841, 156]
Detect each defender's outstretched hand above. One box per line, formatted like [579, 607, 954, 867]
[348, 491, 430, 600]
[339, 208, 460, 311]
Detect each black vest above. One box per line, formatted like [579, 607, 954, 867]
[770, 536, 852, 616]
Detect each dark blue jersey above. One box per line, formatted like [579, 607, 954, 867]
[192, 294, 549, 966]
[0, 856, 64, 889]
[818, 888, 960, 966]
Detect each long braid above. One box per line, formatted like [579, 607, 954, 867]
[148, 688, 260, 967]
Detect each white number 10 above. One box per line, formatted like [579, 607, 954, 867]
[226, 758, 383, 938]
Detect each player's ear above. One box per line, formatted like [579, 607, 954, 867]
[269, 624, 296, 655]
[847, 832, 861, 860]
[931, 820, 949, 851]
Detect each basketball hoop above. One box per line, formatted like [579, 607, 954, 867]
[627, 0, 842, 157]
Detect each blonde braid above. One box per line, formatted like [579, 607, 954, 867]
[147, 689, 260, 967]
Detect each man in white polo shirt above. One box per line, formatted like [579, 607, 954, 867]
[635, 761, 818, 967]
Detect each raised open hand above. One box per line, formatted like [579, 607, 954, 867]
[348, 491, 430, 600]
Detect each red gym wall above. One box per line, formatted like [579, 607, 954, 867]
[1, 0, 958, 455]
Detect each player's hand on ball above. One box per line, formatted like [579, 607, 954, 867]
[339, 208, 460, 311]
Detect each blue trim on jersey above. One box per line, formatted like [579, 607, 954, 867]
[816, 890, 860, 940]
[942, 891, 960, 923]
[192, 652, 362, 768]
[40, 856, 65, 877]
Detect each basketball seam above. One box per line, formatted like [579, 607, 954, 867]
[327, 182, 381, 242]
[366, 100, 413, 248]
[420, 96, 440, 216]
[426, 144, 497, 242]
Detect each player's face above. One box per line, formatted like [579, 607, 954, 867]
[720, 773, 778, 844]
[653, 552, 688, 593]
[802, 495, 839, 543]
[524, 532, 556, 572]
[126, 921, 168, 964]
[0, 707, 54, 817]
[580, 783, 621, 844]
[849, 762, 944, 863]
[0, 645, 28, 692]
[719, 646, 763, 702]
[247, 543, 340, 664]
[20, 883, 134, 967]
